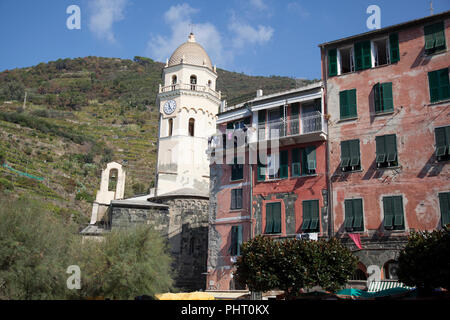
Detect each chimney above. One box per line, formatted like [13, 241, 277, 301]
[256, 89, 263, 98]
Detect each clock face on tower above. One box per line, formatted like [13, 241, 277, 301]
[163, 100, 176, 115]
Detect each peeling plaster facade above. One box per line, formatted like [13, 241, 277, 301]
[320, 12, 450, 279]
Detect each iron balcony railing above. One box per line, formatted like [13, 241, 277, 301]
[257, 111, 326, 141]
[159, 82, 221, 100]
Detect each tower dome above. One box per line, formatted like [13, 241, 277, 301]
[168, 33, 213, 71]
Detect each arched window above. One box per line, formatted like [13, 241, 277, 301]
[171, 75, 177, 90]
[383, 260, 399, 280]
[108, 169, 118, 193]
[190, 75, 197, 90]
[168, 118, 173, 136]
[188, 118, 195, 137]
[207, 80, 212, 87]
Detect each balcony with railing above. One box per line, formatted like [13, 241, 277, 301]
[254, 111, 327, 146]
[159, 82, 221, 100]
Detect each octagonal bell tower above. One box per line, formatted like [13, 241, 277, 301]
[155, 33, 220, 197]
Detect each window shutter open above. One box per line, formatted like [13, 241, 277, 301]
[376, 136, 386, 164]
[435, 127, 448, 157]
[236, 225, 243, 255]
[230, 226, 237, 255]
[383, 197, 394, 228]
[340, 90, 349, 118]
[424, 24, 436, 50]
[306, 146, 316, 172]
[344, 199, 354, 229]
[439, 193, 450, 227]
[374, 83, 382, 113]
[353, 199, 364, 230]
[301, 201, 312, 231]
[362, 41, 372, 69]
[350, 140, 360, 166]
[265, 203, 274, 233]
[354, 42, 363, 71]
[381, 82, 394, 111]
[389, 33, 400, 63]
[428, 70, 440, 102]
[340, 141, 350, 168]
[272, 202, 281, 233]
[393, 196, 404, 227]
[434, 22, 446, 48]
[328, 48, 338, 77]
[309, 200, 319, 231]
[385, 134, 397, 163]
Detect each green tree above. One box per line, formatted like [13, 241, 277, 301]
[235, 236, 357, 298]
[0, 197, 76, 299]
[398, 228, 450, 294]
[69, 225, 174, 299]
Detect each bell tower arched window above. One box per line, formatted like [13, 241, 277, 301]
[168, 118, 173, 136]
[171, 75, 177, 90]
[190, 75, 197, 90]
[188, 118, 195, 136]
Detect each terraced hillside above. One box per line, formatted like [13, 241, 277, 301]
[0, 56, 317, 228]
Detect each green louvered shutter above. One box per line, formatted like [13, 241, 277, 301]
[272, 202, 281, 233]
[362, 41, 372, 69]
[438, 68, 450, 101]
[376, 136, 386, 164]
[340, 141, 351, 168]
[305, 146, 316, 173]
[309, 200, 320, 231]
[374, 83, 382, 113]
[389, 33, 400, 63]
[292, 148, 301, 176]
[434, 22, 446, 48]
[424, 24, 435, 50]
[280, 150, 289, 178]
[353, 199, 364, 230]
[290, 103, 300, 135]
[393, 196, 404, 229]
[344, 199, 354, 230]
[381, 82, 394, 112]
[301, 201, 312, 231]
[350, 140, 360, 167]
[383, 197, 394, 228]
[439, 193, 450, 227]
[428, 70, 440, 102]
[328, 48, 338, 77]
[265, 203, 274, 233]
[354, 42, 363, 71]
[340, 90, 349, 119]
[230, 226, 237, 255]
[258, 110, 266, 140]
[385, 134, 397, 163]
[236, 225, 243, 255]
[348, 89, 357, 118]
[435, 127, 448, 157]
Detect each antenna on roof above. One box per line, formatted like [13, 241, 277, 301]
[429, 1, 434, 15]
[189, 23, 195, 35]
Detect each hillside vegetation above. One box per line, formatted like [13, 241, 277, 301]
[0, 56, 316, 227]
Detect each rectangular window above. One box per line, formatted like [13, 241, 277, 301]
[340, 140, 360, 171]
[374, 82, 394, 113]
[257, 152, 266, 181]
[231, 188, 243, 210]
[267, 153, 280, 180]
[339, 89, 357, 119]
[258, 110, 266, 141]
[292, 148, 301, 177]
[230, 225, 243, 256]
[376, 134, 398, 168]
[328, 48, 338, 77]
[435, 126, 450, 161]
[301, 200, 320, 233]
[428, 68, 450, 103]
[280, 150, 289, 179]
[344, 199, 364, 232]
[231, 157, 244, 181]
[373, 38, 389, 66]
[339, 47, 354, 74]
[265, 202, 282, 234]
[354, 40, 372, 71]
[424, 21, 446, 54]
[438, 192, 450, 228]
[290, 103, 300, 135]
[383, 196, 405, 230]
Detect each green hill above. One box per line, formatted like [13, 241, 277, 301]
[0, 56, 317, 228]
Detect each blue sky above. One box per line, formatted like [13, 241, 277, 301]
[0, 0, 449, 79]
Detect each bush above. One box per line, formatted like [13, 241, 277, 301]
[398, 228, 450, 293]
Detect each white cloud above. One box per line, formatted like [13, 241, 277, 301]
[147, 3, 229, 67]
[89, 0, 128, 43]
[228, 15, 274, 49]
[147, 3, 274, 69]
[249, 0, 268, 11]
